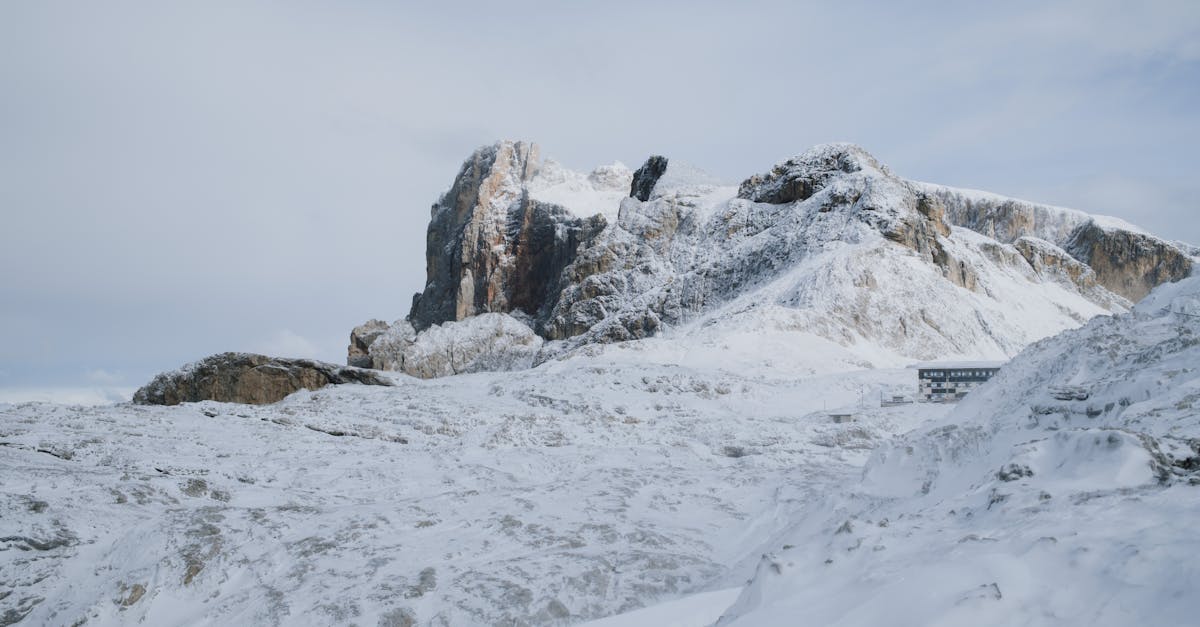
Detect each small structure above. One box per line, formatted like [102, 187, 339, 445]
[915, 361, 1004, 402]
[829, 412, 855, 423]
[880, 394, 913, 407]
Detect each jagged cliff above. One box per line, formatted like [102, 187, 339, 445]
[923, 184, 1193, 301]
[352, 141, 1194, 376]
[407, 141, 609, 331]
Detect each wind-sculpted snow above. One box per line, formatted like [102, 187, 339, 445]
[0, 334, 944, 626]
[716, 276, 1200, 627]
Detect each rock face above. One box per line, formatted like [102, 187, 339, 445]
[366, 313, 542, 379]
[358, 140, 1196, 375]
[1065, 222, 1193, 302]
[541, 144, 981, 346]
[133, 353, 393, 405]
[921, 185, 1192, 302]
[407, 141, 606, 331]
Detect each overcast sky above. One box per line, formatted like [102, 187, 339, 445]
[2, 0, 1198, 398]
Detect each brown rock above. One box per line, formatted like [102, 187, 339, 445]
[133, 352, 393, 406]
[1065, 222, 1193, 301]
[408, 141, 606, 331]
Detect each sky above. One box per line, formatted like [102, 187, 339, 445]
[1, 0, 1198, 400]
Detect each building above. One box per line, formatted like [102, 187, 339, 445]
[916, 361, 1004, 402]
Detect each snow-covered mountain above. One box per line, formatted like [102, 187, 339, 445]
[3, 141, 1197, 627]
[5, 274, 1197, 627]
[356, 141, 1192, 378]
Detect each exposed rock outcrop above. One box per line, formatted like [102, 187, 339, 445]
[736, 144, 886, 204]
[922, 186, 1090, 245]
[407, 141, 606, 332]
[922, 183, 1193, 302]
[133, 353, 393, 406]
[1065, 222, 1193, 301]
[541, 144, 973, 344]
[359, 140, 1195, 376]
[347, 319, 389, 368]
[629, 156, 668, 201]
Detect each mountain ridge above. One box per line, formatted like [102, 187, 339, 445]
[352, 140, 1194, 378]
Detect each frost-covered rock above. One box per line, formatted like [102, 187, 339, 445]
[407, 141, 607, 331]
[367, 313, 542, 379]
[629, 155, 668, 201]
[133, 352, 393, 405]
[374, 140, 1195, 373]
[736, 143, 887, 204]
[924, 183, 1192, 301]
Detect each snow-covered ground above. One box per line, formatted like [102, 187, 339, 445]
[713, 276, 1200, 626]
[1, 330, 943, 626]
[4, 277, 1197, 625]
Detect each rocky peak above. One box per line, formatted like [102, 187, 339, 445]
[737, 143, 887, 204]
[354, 141, 1195, 376]
[407, 140, 607, 331]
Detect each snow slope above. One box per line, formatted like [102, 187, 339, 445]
[716, 275, 1200, 627]
[1, 330, 947, 626]
[4, 281, 1197, 627]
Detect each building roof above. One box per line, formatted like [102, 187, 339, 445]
[912, 360, 1006, 370]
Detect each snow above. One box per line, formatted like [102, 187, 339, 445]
[715, 276, 1200, 627]
[5, 139, 1198, 625]
[528, 158, 632, 220]
[578, 587, 742, 627]
[4, 274, 1198, 625]
[917, 181, 1150, 236]
[0, 331, 949, 625]
[912, 361, 1005, 369]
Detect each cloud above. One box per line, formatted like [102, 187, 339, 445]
[0, 387, 135, 406]
[250, 330, 321, 360]
[85, 368, 125, 385]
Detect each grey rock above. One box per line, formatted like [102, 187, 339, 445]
[347, 319, 389, 368]
[629, 155, 668, 201]
[736, 144, 882, 204]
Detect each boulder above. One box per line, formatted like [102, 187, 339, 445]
[133, 353, 393, 406]
[347, 319, 389, 368]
